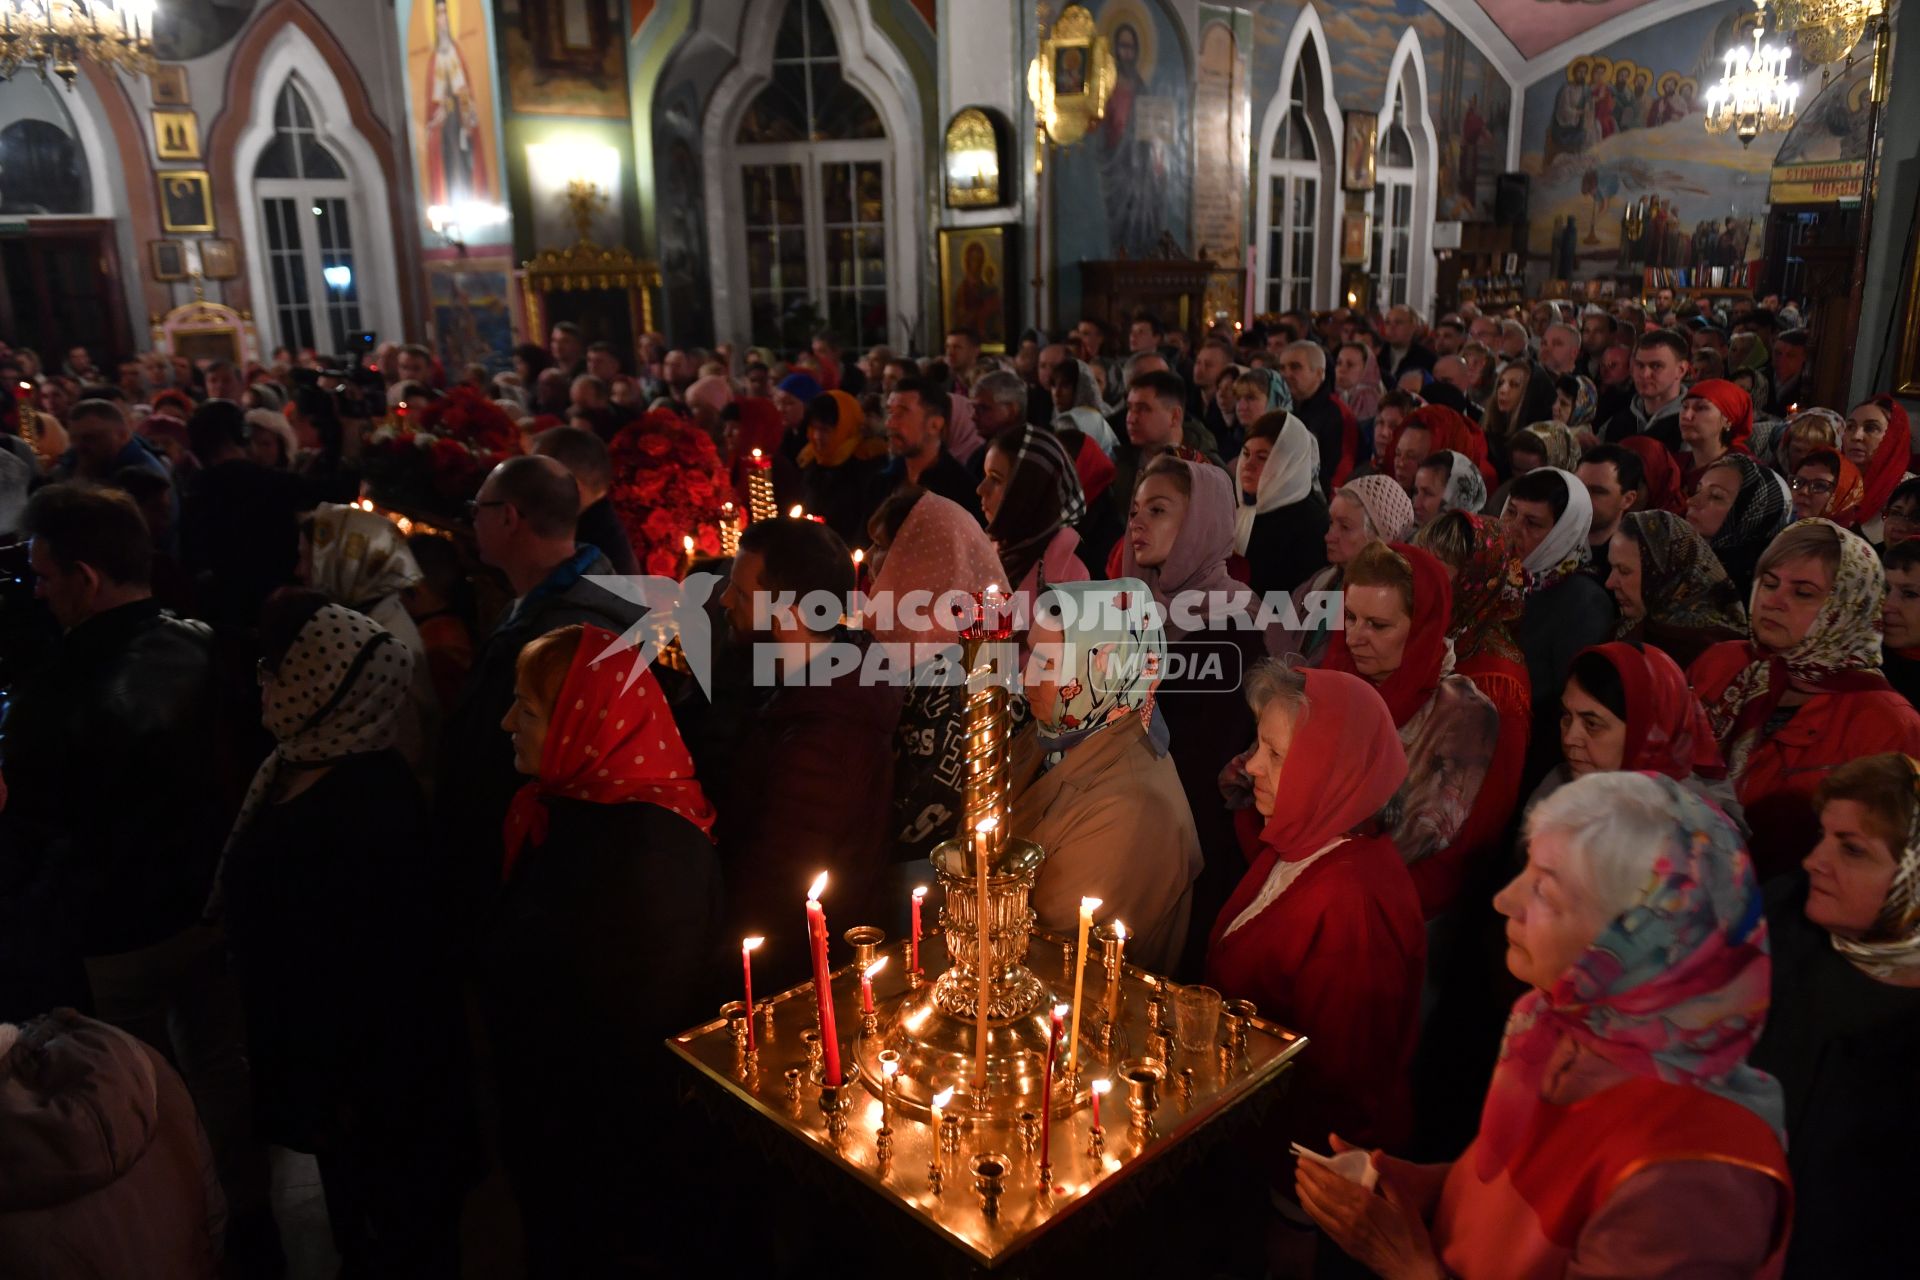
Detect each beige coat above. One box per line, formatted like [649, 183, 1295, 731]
[1007, 716, 1202, 974]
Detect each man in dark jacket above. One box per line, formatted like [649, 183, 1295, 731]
[436, 456, 643, 904]
[1600, 329, 1692, 453]
[716, 517, 905, 987]
[1381, 305, 1438, 385]
[884, 377, 983, 521]
[1278, 341, 1359, 492]
[531, 425, 641, 576]
[178, 400, 312, 631]
[0, 484, 270, 1256]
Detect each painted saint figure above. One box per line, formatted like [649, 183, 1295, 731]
[425, 0, 491, 207]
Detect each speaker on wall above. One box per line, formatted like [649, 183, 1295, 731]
[1495, 173, 1530, 226]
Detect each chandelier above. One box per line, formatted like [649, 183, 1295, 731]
[1774, 0, 1884, 69]
[0, 2, 158, 88]
[1704, 0, 1799, 145]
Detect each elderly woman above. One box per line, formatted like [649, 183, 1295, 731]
[1303, 772, 1790, 1277]
[1691, 518, 1920, 879]
[1502, 468, 1617, 786]
[1842, 394, 1915, 542]
[490, 623, 721, 1275]
[864, 490, 1008, 861]
[1411, 451, 1487, 527]
[219, 594, 469, 1273]
[1234, 409, 1329, 596]
[1322, 542, 1507, 918]
[1685, 450, 1789, 600]
[1206, 664, 1423, 1153]
[1011, 580, 1203, 974]
[299, 503, 441, 776]
[1283, 473, 1415, 662]
[1752, 754, 1920, 1277]
[1881, 537, 1920, 708]
[977, 422, 1091, 611]
[1527, 641, 1737, 823]
[1676, 378, 1753, 495]
[1604, 509, 1747, 669]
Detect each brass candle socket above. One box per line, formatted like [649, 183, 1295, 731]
[1227, 999, 1257, 1056]
[722, 1001, 749, 1055]
[844, 925, 885, 971]
[1179, 1067, 1196, 1106]
[939, 1113, 962, 1156]
[1121, 1057, 1165, 1142]
[819, 1085, 849, 1142]
[927, 1158, 944, 1195]
[1087, 1125, 1106, 1161]
[783, 1067, 802, 1106]
[861, 1011, 880, 1038]
[757, 1000, 777, 1042]
[875, 1125, 893, 1165]
[971, 1152, 1011, 1221]
[801, 1028, 823, 1080]
[1017, 1110, 1040, 1157]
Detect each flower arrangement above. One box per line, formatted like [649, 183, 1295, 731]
[608, 408, 736, 578]
[361, 387, 520, 519]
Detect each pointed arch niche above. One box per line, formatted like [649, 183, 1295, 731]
[1372, 32, 1439, 315]
[701, 0, 924, 351]
[1255, 13, 1341, 312]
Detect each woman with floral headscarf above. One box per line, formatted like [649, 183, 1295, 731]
[1415, 508, 1533, 788]
[300, 503, 441, 775]
[1320, 542, 1508, 917]
[1011, 579, 1203, 973]
[1691, 519, 1920, 879]
[864, 490, 1008, 861]
[1550, 374, 1598, 431]
[1410, 451, 1488, 528]
[1603, 509, 1748, 670]
[1775, 407, 1843, 476]
[1754, 753, 1920, 1276]
[1843, 395, 1915, 543]
[1303, 772, 1791, 1279]
[219, 593, 470, 1274]
[798, 388, 888, 548]
[490, 623, 721, 1274]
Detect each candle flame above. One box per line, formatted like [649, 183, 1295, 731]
[682, 534, 695, 552]
[806, 871, 828, 901]
[1081, 896, 1103, 911]
[863, 957, 889, 980]
[1114, 920, 1127, 941]
[751, 448, 763, 459]
[1091, 1078, 1112, 1097]
[912, 885, 928, 901]
[742, 936, 764, 952]
[1053, 1002, 1070, 1018]
[852, 548, 865, 565]
[788, 504, 805, 518]
[931, 1087, 955, 1108]
[883, 1058, 899, 1078]
[723, 501, 734, 512]
[974, 815, 999, 834]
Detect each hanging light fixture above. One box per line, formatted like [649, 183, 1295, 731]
[1773, 0, 1884, 70]
[0, 1, 158, 88]
[1704, 0, 1800, 146]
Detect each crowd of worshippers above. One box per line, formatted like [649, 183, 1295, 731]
[0, 293, 1912, 1280]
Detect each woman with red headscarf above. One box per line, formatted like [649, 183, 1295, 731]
[1320, 541, 1512, 917]
[1525, 640, 1740, 827]
[1401, 403, 1497, 489]
[488, 623, 721, 1275]
[1843, 394, 1915, 543]
[1677, 378, 1753, 496]
[1206, 664, 1423, 1156]
[724, 397, 801, 513]
[1620, 434, 1685, 515]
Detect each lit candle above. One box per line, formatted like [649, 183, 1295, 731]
[930, 1085, 955, 1139]
[860, 956, 888, 1014]
[973, 816, 997, 1091]
[1040, 1002, 1065, 1171]
[882, 1056, 899, 1127]
[1065, 896, 1102, 1079]
[789, 504, 806, 518]
[1090, 1077, 1111, 1135]
[805, 873, 843, 1087]
[741, 935, 764, 1052]
[1103, 919, 1128, 1027]
[910, 885, 927, 974]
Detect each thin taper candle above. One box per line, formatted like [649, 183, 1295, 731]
[972, 816, 998, 1089]
[741, 936, 763, 1052]
[804, 873, 842, 1086]
[910, 885, 927, 974]
[860, 956, 887, 1014]
[1065, 896, 1102, 1079]
[1103, 920, 1128, 1027]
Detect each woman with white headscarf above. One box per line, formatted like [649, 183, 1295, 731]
[1234, 409, 1329, 597]
[1501, 467, 1617, 787]
[1047, 356, 1121, 458]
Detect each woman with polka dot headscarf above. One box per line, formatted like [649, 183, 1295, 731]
[488, 622, 722, 1273]
[216, 591, 471, 1275]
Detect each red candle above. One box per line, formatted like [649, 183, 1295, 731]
[741, 936, 763, 1052]
[860, 956, 888, 1014]
[910, 886, 927, 973]
[1090, 1077, 1111, 1135]
[1040, 1002, 1066, 1172]
[805, 873, 843, 1086]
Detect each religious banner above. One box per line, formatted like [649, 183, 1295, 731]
[406, 0, 505, 237]
[497, 0, 629, 119]
[427, 260, 515, 375]
[1769, 160, 1866, 204]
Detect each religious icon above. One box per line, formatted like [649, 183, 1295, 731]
[418, 0, 494, 207]
[149, 240, 188, 282]
[1342, 111, 1376, 191]
[149, 64, 189, 106]
[939, 226, 1015, 354]
[1055, 45, 1087, 97]
[152, 109, 199, 162]
[157, 171, 214, 234]
[200, 238, 239, 281]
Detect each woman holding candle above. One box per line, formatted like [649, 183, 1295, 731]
[487, 622, 723, 1274]
[1010, 579, 1203, 974]
[1205, 664, 1424, 1158]
[1300, 773, 1790, 1279]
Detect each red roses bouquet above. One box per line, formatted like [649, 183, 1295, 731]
[608, 408, 736, 578]
[363, 386, 521, 518]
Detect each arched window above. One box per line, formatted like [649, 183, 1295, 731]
[253, 81, 361, 352]
[731, 0, 891, 349]
[1372, 88, 1417, 308]
[1259, 51, 1330, 314]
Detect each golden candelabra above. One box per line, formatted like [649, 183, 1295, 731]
[745, 450, 778, 524]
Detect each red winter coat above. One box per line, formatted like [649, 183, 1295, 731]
[1690, 640, 1920, 880]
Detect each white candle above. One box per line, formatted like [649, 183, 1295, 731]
[972, 816, 998, 1090]
[1065, 896, 1102, 1079]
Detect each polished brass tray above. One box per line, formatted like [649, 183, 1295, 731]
[668, 930, 1307, 1269]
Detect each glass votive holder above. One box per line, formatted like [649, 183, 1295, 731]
[1173, 984, 1222, 1054]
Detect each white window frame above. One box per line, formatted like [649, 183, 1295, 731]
[1261, 69, 1322, 314]
[254, 86, 364, 353]
[1254, 16, 1340, 313]
[1373, 95, 1417, 309]
[733, 142, 892, 350]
